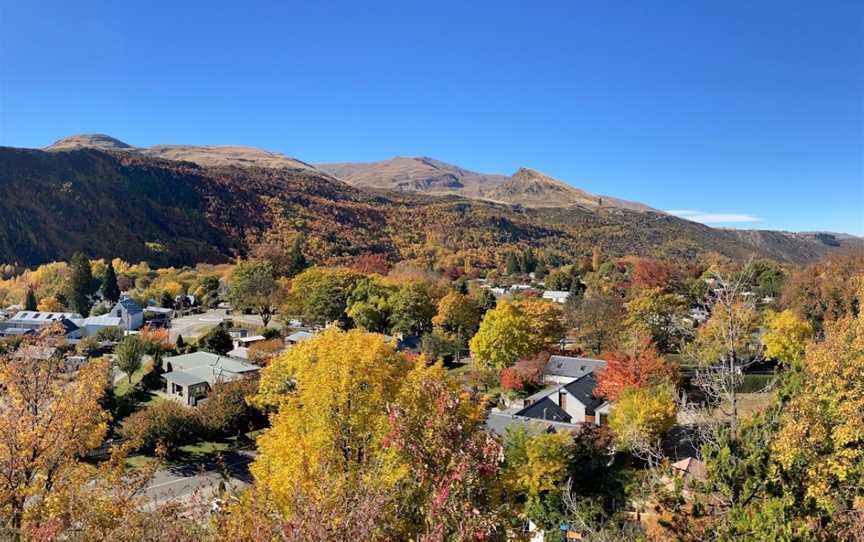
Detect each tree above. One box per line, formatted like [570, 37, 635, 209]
[228, 260, 279, 328]
[517, 299, 565, 349]
[101, 260, 121, 303]
[383, 361, 505, 540]
[64, 252, 96, 316]
[596, 339, 677, 401]
[772, 309, 864, 516]
[475, 287, 497, 317]
[285, 234, 308, 277]
[36, 296, 63, 312]
[346, 277, 395, 333]
[251, 329, 407, 510]
[389, 282, 436, 337]
[567, 293, 624, 355]
[120, 400, 201, 456]
[545, 270, 573, 291]
[175, 334, 186, 351]
[431, 291, 481, 345]
[159, 291, 174, 309]
[199, 323, 233, 355]
[23, 287, 36, 311]
[761, 309, 813, 366]
[420, 331, 459, 363]
[623, 287, 687, 352]
[285, 267, 363, 326]
[689, 276, 762, 436]
[0, 327, 110, 532]
[198, 378, 263, 438]
[500, 352, 549, 393]
[608, 384, 676, 465]
[504, 427, 575, 532]
[630, 258, 682, 292]
[505, 252, 520, 275]
[115, 335, 145, 383]
[469, 302, 537, 369]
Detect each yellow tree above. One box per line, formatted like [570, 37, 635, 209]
[432, 291, 481, 345]
[516, 299, 565, 350]
[762, 309, 813, 366]
[250, 328, 408, 512]
[772, 307, 864, 515]
[0, 326, 110, 532]
[469, 302, 536, 369]
[608, 384, 676, 465]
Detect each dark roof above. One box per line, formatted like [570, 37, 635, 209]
[516, 397, 572, 423]
[396, 335, 422, 352]
[544, 355, 606, 378]
[563, 373, 606, 415]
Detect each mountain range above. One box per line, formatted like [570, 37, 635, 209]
[0, 134, 856, 268]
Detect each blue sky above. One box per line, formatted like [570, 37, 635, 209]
[1, 0, 862, 234]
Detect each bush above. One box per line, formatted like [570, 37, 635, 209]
[121, 400, 203, 455]
[76, 336, 101, 357]
[96, 326, 124, 342]
[198, 378, 264, 438]
[257, 327, 281, 340]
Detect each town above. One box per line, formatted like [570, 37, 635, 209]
[0, 248, 859, 540]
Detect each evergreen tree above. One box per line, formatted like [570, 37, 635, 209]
[160, 291, 175, 309]
[454, 277, 469, 295]
[23, 287, 37, 311]
[286, 235, 308, 277]
[521, 248, 537, 274]
[505, 252, 519, 275]
[200, 324, 233, 355]
[534, 261, 548, 281]
[101, 261, 121, 303]
[476, 288, 497, 317]
[175, 334, 186, 352]
[65, 253, 96, 315]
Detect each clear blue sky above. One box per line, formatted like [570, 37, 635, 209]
[1, 0, 862, 234]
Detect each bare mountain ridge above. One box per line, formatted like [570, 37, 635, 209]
[47, 134, 319, 172]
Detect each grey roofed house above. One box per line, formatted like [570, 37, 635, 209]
[543, 355, 606, 383]
[70, 315, 122, 337]
[485, 408, 579, 436]
[111, 297, 144, 330]
[285, 331, 315, 344]
[161, 351, 260, 406]
[561, 372, 607, 416]
[517, 397, 572, 423]
[0, 311, 82, 338]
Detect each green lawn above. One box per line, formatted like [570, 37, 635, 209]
[113, 357, 155, 397]
[125, 431, 261, 470]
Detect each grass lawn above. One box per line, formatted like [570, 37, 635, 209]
[125, 430, 262, 470]
[113, 357, 155, 396]
[736, 392, 775, 419]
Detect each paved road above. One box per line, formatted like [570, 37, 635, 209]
[167, 309, 279, 341]
[142, 449, 256, 508]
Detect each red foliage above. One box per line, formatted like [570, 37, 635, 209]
[595, 339, 677, 400]
[346, 253, 391, 275]
[630, 258, 683, 292]
[500, 352, 549, 392]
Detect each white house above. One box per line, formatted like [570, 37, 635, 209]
[542, 290, 570, 304]
[110, 297, 144, 331]
[161, 351, 260, 406]
[285, 330, 315, 345]
[70, 315, 123, 337]
[0, 311, 82, 339]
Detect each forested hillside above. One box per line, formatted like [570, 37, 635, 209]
[0, 146, 857, 268]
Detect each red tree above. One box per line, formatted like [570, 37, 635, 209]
[595, 339, 677, 400]
[630, 258, 683, 292]
[347, 253, 391, 275]
[500, 352, 549, 392]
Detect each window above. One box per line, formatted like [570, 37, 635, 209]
[558, 391, 567, 411]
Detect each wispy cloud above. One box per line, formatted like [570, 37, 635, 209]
[665, 209, 762, 224]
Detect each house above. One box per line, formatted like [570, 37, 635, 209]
[542, 290, 570, 304]
[161, 351, 260, 406]
[144, 306, 174, 326]
[233, 334, 266, 349]
[0, 311, 82, 339]
[543, 355, 606, 385]
[70, 315, 123, 337]
[486, 357, 611, 434]
[111, 297, 144, 331]
[285, 330, 315, 345]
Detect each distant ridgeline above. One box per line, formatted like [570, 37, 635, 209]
[0, 139, 859, 268]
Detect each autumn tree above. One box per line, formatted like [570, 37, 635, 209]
[384, 362, 505, 540]
[389, 282, 437, 337]
[431, 291, 481, 346]
[346, 277, 395, 333]
[114, 334, 145, 383]
[566, 293, 624, 355]
[623, 287, 687, 352]
[500, 352, 549, 393]
[251, 329, 407, 509]
[517, 298, 565, 349]
[284, 267, 363, 326]
[595, 339, 677, 401]
[475, 287, 497, 316]
[630, 258, 683, 292]
[469, 302, 538, 369]
[0, 327, 110, 532]
[101, 260, 121, 303]
[761, 309, 813, 367]
[228, 259, 279, 328]
[608, 384, 676, 465]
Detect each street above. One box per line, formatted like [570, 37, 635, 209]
[167, 309, 279, 341]
[142, 450, 256, 508]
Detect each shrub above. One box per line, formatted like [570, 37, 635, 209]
[95, 326, 124, 342]
[121, 400, 203, 455]
[76, 336, 101, 357]
[198, 378, 264, 438]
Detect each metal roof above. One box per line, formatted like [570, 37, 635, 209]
[544, 355, 606, 379]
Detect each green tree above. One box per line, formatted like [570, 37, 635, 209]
[544, 270, 572, 291]
[228, 260, 279, 328]
[115, 335, 145, 383]
[285, 234, 308, 277]
[199, 323, 233, 355]
[65, 252, 96, 315]
[475, 287, 497, 317]
[285, 267, 363, 326]
[23, 286, 37, 311]
[159, 291, 174, 309]
[505, 252, 520, 275]
[346, 277, 395, 333]
[101, 260, 121, 303]
[389, 282, 436, 336]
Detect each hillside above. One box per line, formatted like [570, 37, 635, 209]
[0, 146, 859, 268]
[47, 134, 319, 172]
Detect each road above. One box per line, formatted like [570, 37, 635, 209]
[142, 449, 256, 508]
[167, 309, 280, 341]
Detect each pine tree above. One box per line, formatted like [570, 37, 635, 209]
[286, 235, 308, 277]
[23, 287, 37, 311]
[65, 253, 95, 315]
[175, 334, 186, 352]
[101, 260, 121, 303]
[505, 252, 519, 275]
